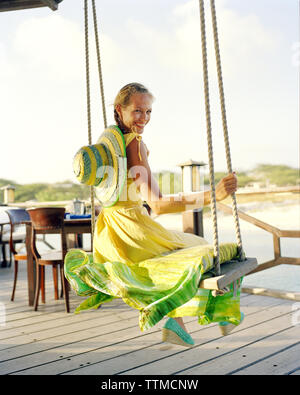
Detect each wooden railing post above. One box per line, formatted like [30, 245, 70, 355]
[217, 201, 300, 276]
[182, 209, 204, 237]
[273, 234, 281, 260]
[178, 160, 206, 237]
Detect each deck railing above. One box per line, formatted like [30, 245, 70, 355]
[216, 201, 300, 271]
[3, 187, 300, 300]
[216, 201, 300, 301]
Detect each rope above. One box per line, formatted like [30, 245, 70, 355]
[84, 0, 92, 144]
[198, 0, 220, 275]
[84, 0, 95, 244]
[92, 0, 108, 129]
[210, 0, 244, 260]
[84, 0, 108, 247]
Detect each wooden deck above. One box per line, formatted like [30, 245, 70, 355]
[0, 263, 299, 376]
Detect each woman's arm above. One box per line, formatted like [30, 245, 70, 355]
[126, 138, 237, 215]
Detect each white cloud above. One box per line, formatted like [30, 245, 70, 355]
[122, 0, 295, 174]
[0, 2, 298, 185]
[0, 14, 124, 184]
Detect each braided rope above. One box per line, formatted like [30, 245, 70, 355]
[92, 0, 108, 129]
[84, 0, 95, 244]
[84, 0, 92, 143]
[210, 0, 244, 259]
[199, 0, 220, 275]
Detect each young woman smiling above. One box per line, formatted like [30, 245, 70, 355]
[65, 83, 242, 348]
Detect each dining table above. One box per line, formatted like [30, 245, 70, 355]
[24, 218, 92, 306]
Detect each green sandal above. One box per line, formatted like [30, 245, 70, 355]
[162, 318, 195, 347]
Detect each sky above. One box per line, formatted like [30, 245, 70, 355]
[0, 0, 299, 185]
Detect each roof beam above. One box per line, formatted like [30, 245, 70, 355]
[40, 0, 58, 10]
[0, 0, 59, 12]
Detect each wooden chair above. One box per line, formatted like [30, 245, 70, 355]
[0, 214, 11, 268]
[5, 209, 30, 301]
[27, 207, 70, 313]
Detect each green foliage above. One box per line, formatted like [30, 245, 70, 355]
[0, 180, 89, 203]
[0, 178, 18, 187]
[204, 172, 254, 188]
[203, 165, 299, 188]
[237, 174, 255, 187]
[253, 164, 300, 187]
[204, 172, 227, 185]
[35, 182, 88, 202]
[1, 164, 298, 204]
[15, 183, 47, 202]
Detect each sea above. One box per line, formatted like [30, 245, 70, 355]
[1, 200, 299, 292]
[155, 199, 300, 293]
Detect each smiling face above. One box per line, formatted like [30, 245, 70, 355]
[116, 93, 153, 134]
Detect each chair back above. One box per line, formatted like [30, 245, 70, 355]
[27, 207, 65, 230]
[5, 209, 30, 255]
[27, 207, 66, 261]
[0, 211, 10, 242]
[6, 209, 30, 226]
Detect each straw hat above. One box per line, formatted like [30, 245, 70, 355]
[73, 125, 127, 207]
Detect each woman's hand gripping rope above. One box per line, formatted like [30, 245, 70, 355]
[215, 172, 238, 202]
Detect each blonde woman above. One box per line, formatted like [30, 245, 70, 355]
[65, 83, 243, 347]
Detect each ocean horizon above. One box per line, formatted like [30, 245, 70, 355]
[1, 199, 299, 293]
[155, 199, 300, 293]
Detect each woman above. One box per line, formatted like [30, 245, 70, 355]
[65, 83, 243, 348]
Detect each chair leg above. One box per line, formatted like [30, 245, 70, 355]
[60, 265, 70, 313]
[60, 271, 63, 298]
[1, 244, 7, 268]
[9, 248, 12, 267]
[41, 266, 45, 304]
[52, 265, 59, 300]
[34, 264, 41, 311]
[60, 267, 69, 296]
[4, 244, 12, 267]
[11, 260, 18, 301]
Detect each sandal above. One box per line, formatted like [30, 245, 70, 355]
[162, 318, 195, 347]
[219, 312, 245, 336]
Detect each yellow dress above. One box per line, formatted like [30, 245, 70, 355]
[93, 131, 209, 266]
[65, 131, 243, 331]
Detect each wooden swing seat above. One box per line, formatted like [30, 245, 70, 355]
[199, 257, 258, 291]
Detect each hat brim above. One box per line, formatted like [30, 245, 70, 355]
[94, 125, 127, 208]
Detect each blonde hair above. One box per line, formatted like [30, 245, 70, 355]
[114, 83, 154, 129]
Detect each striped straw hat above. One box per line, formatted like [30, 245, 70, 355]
[73, 125, 127, 207]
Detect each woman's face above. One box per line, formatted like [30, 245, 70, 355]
[116, 93, 153, 134]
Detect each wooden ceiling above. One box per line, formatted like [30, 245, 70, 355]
[0, 0, 63, 12]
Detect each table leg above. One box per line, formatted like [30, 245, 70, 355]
[66, 234, 76, 249]
[25, 224, 35, 306]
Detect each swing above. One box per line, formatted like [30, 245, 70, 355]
[82, 0, 257, 294]
[197, 0, 258, 291]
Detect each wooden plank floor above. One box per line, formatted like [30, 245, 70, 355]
[0, 263, 299, 375]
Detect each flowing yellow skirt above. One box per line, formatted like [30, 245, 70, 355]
[65, 203, 243, 331]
